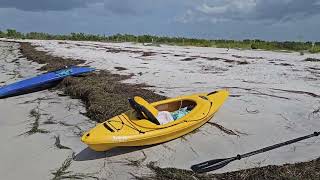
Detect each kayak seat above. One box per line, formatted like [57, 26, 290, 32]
[128, 96, 160, 125]
[128, 98, 145, 120]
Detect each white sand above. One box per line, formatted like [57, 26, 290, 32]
[1, 39, 320, 179]
[0, 41, 101, 179]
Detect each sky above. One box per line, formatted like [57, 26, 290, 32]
[0, 0, 320, 41]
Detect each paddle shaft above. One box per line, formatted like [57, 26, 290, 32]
[241, 131, 319, 159]
[192, 131, 320, 173]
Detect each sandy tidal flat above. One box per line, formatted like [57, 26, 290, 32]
[1, 39, 320, 179]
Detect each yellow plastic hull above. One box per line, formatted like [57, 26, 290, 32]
[81, 90, 229, 151]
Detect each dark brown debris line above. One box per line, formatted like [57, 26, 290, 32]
[250, 92, 290, 100]
[73, 43, 158, 57]
[138, 158, 320, 180]
[304, 58, 320, 62]
[51, 153, 98, 180]
[232, 55, 264, 59]
[21, 107, 49, 136]
[19, 42, 84, 72]
[57, 72, 166, 122]
[19, 42, 166, 122]
[221, 86, 291, 100]
[125, 151, 147, 167]
[54, 135, 71, 150]
[224, 59, 250, 65]
[271, 88, 320, 98]
[180, 57, 196, 61]
[277, 63, 294, 67]
[114, 66, 128, 71]
[206, 122, 239, 137]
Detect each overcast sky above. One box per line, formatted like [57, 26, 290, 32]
[0, 0, 320, 41]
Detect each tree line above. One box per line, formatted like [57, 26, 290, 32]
[1, 29, 319, 53]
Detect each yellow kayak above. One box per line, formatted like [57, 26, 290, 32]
[81, 90, 229, 151]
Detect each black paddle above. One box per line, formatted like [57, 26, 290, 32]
[191, 131, 320, 173]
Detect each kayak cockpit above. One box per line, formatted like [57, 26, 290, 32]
[128, 96, 198, 128]
[155, 99, 196, 112]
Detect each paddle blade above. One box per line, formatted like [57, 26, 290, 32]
[191, 158, 226, 171]
[191, 157, 235, 173]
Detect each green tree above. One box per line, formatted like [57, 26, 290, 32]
[6, 29, 23, 38]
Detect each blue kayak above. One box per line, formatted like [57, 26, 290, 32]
[0, 66, 95, 98]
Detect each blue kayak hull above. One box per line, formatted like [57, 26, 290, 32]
[0, 66, 95, 98]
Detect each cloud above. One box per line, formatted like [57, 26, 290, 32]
[103, 0, 193, 16]
[0, 0, 101, 11]
[0, 0, 193, 18]
[103, 0, 151, 16]
[254, 0, 320, 21]
[1, 0, 320, 41]
[179, 0, 320, 23]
